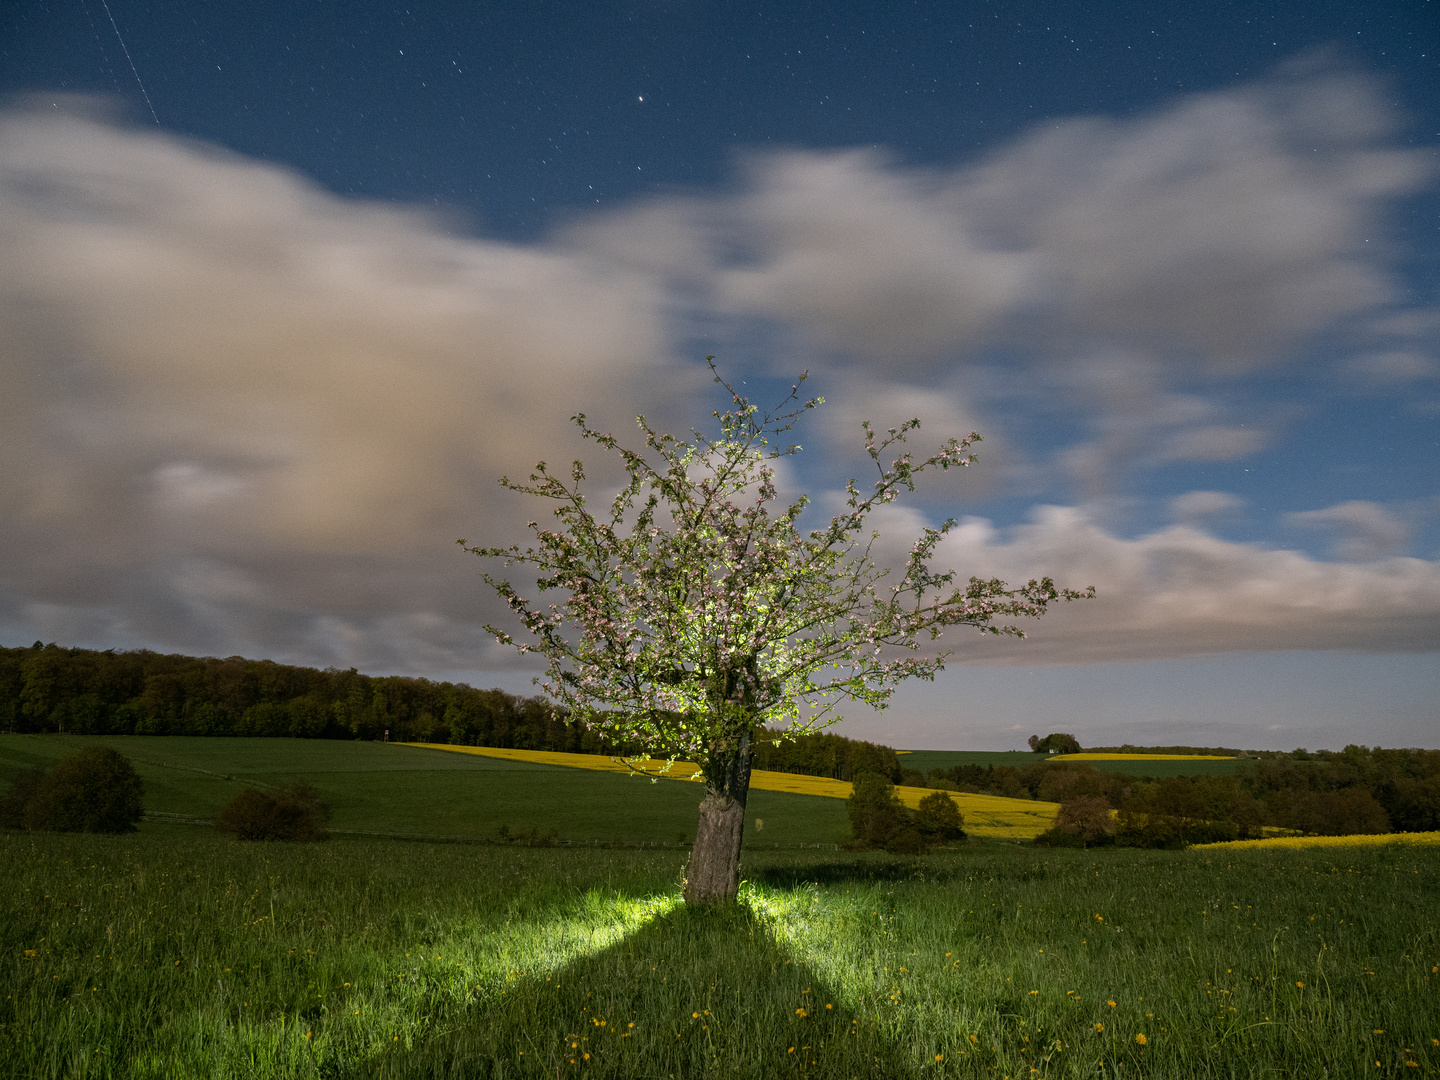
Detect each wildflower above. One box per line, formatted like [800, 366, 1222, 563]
[1135, 1034, 1147, 1045]
[1296, 982, 1304, 988]
[1095, 1024, 1104, 1032]
[936, 1054, 943, 1061]
[1029, 990, 1039, 996]
[1107, 1000, 1116, 1007]
[970, 1035, 979, 1043]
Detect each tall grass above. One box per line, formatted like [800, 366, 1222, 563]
[3, 825, 1436, 1078]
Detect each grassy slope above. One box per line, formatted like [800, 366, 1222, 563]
[0, 735, 850, 847]
[2, 827, 1436, 1079]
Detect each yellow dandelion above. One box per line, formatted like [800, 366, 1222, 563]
[1107, 1000, 1117, 1008]
[970, 1034, 979, 1043]
[1135, 1034, 1147, 1045]
[826, 1003, 833, 1009]
[1095, 1023, 1104, 1032]
[1029, 990, 1039, 996]
[796, 1008, 807, 1016]
[1296, 982, 1304, 988]
[935, 1054, 943, 1061]
[692, 1012, 700, 1018]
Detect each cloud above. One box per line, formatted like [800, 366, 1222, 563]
[1, 67, 1437, 677]
[1286, 501, 1411, 561]
[928, 506, 1440, 664]
[1171, 491, 1245, 525]
[0, 98, 684, 670]
[1338, 350, 1438, 385]
[703, 60, 1429, 373]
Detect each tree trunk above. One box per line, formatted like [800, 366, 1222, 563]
[683, 733, 752, 904]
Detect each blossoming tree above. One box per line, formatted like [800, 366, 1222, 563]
[463, 362, 1093, 903]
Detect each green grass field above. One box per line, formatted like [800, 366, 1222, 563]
[3, 825, 1436, 1078]
[4, 736, 1439, 1078]
[900, 749, 1250, 779]
[0, 735, 851, 848]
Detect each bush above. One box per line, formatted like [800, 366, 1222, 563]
[11, 747, 145, 834]
[914, 790, 966, 843]
[847, 771, 925, 853]
[214, 782, 330, 842]
[1050, 795, 1115, 848]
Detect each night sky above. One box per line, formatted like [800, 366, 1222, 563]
[2, 1, 1437, 750]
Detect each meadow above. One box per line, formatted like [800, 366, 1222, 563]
[3, 735, 1438, 1078]
[4, 825, 1438, 1079]
[0, 735, 851, 848]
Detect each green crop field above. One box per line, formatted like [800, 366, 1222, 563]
[897, 750, 1043, 772]
[4, 735, 1439, 1078]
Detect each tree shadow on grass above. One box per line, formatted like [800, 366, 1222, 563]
[748, 857, 932, 890]
[360, 900, 916, 1080]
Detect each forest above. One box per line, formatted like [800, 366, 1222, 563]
[0, 643, 900, 782]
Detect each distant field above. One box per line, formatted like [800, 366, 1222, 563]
[412, 743, 1059, 839]
[895, 750, 1041, 772]
[0, 735, 851, 847]
[899, 748, 1251, 778]
[1056, 756, 1253, 778]
[1194, 831, 1440, 851]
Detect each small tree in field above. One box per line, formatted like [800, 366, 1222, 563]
[465, 361, 1092, 903]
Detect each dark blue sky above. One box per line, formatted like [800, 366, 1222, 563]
[6, 1, 1437, 239]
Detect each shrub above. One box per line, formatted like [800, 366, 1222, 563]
[914, 790, 966, 843]
[900, 769, 927, 788]
[847, 771, 925, 852]
[1051, 795, 1115, 848]
[214, 782, 330, 842]
[16, 747, 145, 834]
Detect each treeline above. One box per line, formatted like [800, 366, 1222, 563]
[904, 749, 1440, 841]
[0, 643, 898, 782]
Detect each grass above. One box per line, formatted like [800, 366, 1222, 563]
[412, 743, 1057, 839]
[3, 825, 1437, 1078]
[0, 736, 851, 848]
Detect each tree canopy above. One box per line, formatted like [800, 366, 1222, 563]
[467, 362, 1094, 901]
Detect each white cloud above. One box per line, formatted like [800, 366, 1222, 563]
[1171, 491, 1245, 525]
[1338, 350, 1438, 385]
[1286, 501, 1411, 561]
[929, 506, 1440, 664]
[0, 98, 683, 670]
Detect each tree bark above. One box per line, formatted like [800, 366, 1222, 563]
[683, 733, 752, 904]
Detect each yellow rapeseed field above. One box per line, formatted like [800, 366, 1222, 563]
[402, 743, 1059, 839]
[1047, 753, 1236, 762]
[1191, 831, 1440, 851]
